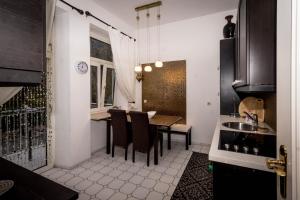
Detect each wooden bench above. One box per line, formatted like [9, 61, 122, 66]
[159, 124, 192, 150]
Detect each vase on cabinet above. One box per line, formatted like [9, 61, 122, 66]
[223, 15, 235, 38]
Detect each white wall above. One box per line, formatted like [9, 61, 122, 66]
[54, 10, 73, 167]
[136, 10, 237, 145]
[294, 0, 300, 198]
[54, 0, 134, 168]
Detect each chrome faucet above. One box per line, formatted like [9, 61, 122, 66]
[244, 111, 258, 126]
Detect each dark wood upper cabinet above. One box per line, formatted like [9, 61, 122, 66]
[234, 0, 276, 92]
[0, 0, 45, 86]
[236, 0, 247, 86]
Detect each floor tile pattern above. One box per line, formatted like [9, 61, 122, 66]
[41, 142, 210, 200]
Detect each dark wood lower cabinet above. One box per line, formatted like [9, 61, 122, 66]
[0, 158, 78, 200]
[213, 162, 276, 200]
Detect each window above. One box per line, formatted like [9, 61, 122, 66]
[90, 65, 100, 109]
[104, 67, 115, 106]
[90, 60, 115, 110]
[90, 36, 115, 111]
[90, 37, 113, 62]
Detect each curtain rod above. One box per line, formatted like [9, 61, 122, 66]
[58, 1, 135, 41]
[85, 11, 136, 42]
[59, 0, 84, 15]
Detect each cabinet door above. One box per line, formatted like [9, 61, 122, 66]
[0, 0, 45, 72]
[248, 0, 276, 86]
[213, 162, 277, 200]
[236, 0, 248, 86]
[220, 39, 239, 115]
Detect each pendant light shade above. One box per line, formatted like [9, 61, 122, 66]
[155, 61, 163, 68]
[144, 65, 152, 72]
[135, 65, 142, 72]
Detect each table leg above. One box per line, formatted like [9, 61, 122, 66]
[154, 128, 158, 165]
[167, 127, 171, 150]
[106, 120, 111, 154]
[160, 133, 163, 157]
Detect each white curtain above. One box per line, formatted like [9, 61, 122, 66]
[108, 28, 136, 104]
[0, 0, 57, 106]
[46, 0, 57, 48]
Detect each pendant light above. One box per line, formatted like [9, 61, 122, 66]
[134, 1, 162, 76]
[155, 6, 163, 68]
[144, 9, 152, 72]
[134, 11, 142, 72]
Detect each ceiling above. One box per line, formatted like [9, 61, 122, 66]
[93, 0, 239, 28]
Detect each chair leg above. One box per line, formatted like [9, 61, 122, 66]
[132, 148, 135, 163]
[189, 129, 192, 145]
[147, 150, 150, 167]
[125, 146, 128, 161]
[112, 143, 115, 157]
[186, 134, 189, 150]
[160, 133, 163, 157]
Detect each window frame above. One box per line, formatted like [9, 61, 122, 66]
[90, 58, 115, 113]
[90, 32, 115, 113]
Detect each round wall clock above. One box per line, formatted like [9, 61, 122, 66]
[74, 61, 88, 74]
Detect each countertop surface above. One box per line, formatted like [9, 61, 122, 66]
[209, 115, 276, 172]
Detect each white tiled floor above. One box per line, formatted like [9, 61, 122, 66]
[41, 142, 210, 200]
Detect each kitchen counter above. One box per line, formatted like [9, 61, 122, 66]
[209, 115, 276, 172]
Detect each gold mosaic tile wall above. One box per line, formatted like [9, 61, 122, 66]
[142, 60, 186, 123]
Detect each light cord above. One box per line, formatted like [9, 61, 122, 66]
[157, 6, 161, 60]
[147, 9, 150, 63]
[136, 11, 140, 65]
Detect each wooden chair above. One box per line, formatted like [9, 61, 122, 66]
[109, 109, 132, 160]
[129, 111, 163, 166]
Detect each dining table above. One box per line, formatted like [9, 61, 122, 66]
[91, 112, 182, 165]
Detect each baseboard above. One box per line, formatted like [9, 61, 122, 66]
[54, 156, 92, 170]
[34, 165, 54, 174]
[92, 146, 106, 154]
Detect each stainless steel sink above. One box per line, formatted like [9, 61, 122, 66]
[222, 122, 269, 133]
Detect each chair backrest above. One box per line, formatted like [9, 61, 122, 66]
[109, 109, 129, 147]
[129, 111, 152, 153]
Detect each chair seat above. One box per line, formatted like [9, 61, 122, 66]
[171, 124, 191, 133]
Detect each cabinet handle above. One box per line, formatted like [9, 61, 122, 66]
[232, 80, 243, 87]
[266, 145, 287, 198]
